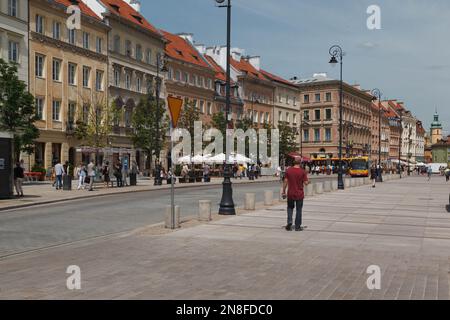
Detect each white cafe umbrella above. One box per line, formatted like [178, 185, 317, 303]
[177, 155, 192, 164]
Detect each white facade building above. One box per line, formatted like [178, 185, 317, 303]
[0, 0, 29, 85]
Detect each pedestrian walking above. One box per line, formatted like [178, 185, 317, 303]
[370, 164, 377, 188]
[14, 162, 24, 197]
[54, 161, 65, 190]
[77, 163, 86, 190]
[282, 158, 310, 232]
[103, 161, 111, 188]
[87, 160, 96, 191]
[114, 161, 123, 187]
[427, 166, 432, 181]
[122, 159, 129, 187]
[444, 167, 450, 182]
[203, 163, 210, 182]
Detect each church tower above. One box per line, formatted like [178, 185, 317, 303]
[430, 109, 443, 144]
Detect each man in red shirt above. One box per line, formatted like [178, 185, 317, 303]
[282, 158, 310, 231]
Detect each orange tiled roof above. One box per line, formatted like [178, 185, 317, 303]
[204, 55, 227, 82]
[100, 0, 161, 36]
[162, 30, 211, 69]
[54, 0, 100, 20]
[230, 57, 267, 81]
[260, 69, 296, 87]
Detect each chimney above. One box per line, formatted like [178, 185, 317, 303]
[123, 0, 141, 12]
[247, 56, 261, 71]
[231, 48, 244, 61]
[195, 44, 206, 54]
[177, 33, 194, 44]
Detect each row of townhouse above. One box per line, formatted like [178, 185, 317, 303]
[0, 0, 425, 172]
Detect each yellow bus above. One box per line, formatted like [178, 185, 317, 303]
[349, 156, 369, 177]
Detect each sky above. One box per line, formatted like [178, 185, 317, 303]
[142, 0, 450, 134]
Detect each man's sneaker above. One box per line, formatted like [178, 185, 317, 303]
[295, 226, 305, 232]
[285, 224, 293, 231]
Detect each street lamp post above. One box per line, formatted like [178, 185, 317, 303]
[371, 88, 383, 182]
[397, 110, 403, 178]
[216, 0, 235, 215]
[154, 53, 167, 186]
[329, 45, 344, 190]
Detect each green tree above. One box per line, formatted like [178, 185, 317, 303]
[277, 121, 297, 163]
[0, 58, 39, 160]
[131, 96, 168, 171]
[74, 96, 118, 164]
[178, 99, 201, 152]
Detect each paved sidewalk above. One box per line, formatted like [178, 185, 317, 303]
[0, 176, 449, 299]
[0, 176, 281, 211]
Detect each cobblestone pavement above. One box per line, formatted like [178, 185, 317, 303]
[0, 176, 449, 300]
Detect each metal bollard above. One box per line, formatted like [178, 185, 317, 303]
[264, 191, 273, 206]
[198, 200, 212, 222]
[245, 193, 256, 210]
[165, 205, 181, 229]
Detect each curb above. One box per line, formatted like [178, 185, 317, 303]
[0, 178, 280, 212]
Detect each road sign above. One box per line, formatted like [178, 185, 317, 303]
[167, 96, 183, 128]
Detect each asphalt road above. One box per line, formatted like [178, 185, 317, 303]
[0, 177, 335, 258]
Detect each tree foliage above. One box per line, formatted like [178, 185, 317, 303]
[277, 121, 298, 162]
[131, 96, 168, 169]
[0, 58, 39, 159]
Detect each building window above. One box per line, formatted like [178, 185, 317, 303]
[325, 128, 332, 142]
[293, 114, 297, 124]
[52, 100, 61, 121]
[315, 109, 321, 121]
[293, 97, 297, 106]
[95, 70, 103, 91]
[303, 110, 310, 121]
[52, 59, 61, 81]
[303, 129, 309, 142]
[192, 99, 198, 110]
[183, 72, 189, 83]
[145, 49, 151, 64]
[68, 28, 76, 45]
[326, 92, 332, 102]
[196, 75, 201, 87]
[278, 111, 283, 122]
[136, 44, 143, 61]
[82, 32, 90, 49]
[68, 63, 76, 85]
[35, 54, 45, 77]
[52, 21, 60, 40]
[190, 74, 196, 85]
[82, 104, 89, 123]
[199, 101, 205, 113]
[286, 96, 290, 105]
[35, 98, 44, 120]
[82, 66, 90, 87]
[315, 93, 321, 102]
[200, 76, 205, 88]
[175, 70, 181, 81]
[286, 112, 290, 123]
[125, 109, 132, 127]
[68, 103, 76, 123]
[36, 15, 44, 34]
[125, 40, 132, 57]
[114, 35, 121, 53]
[167, 67, 173, 80]
[96, 37, 103, 54]
[265, 112, 270, 123]
[325, 108, 332, 120]
[304, 94, 310, 104]
[8, 41, 19, 63]
[207, 78, 212, 89]
[314, 128, 320, 142]
[125, 73, 131, 89]
[207, 102, 212, 115]
[114, 69, 120, 87]
[136, 77, 141, 92]
[8, 0, 18, 17]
